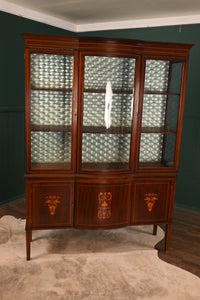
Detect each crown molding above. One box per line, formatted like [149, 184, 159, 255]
[1, 0, 200, 33]
[77, 15, 200, 32]
[0, 0, 77, 32]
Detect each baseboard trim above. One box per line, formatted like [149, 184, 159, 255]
[174, 204, 200, 214]
[0, 194, 25, 207]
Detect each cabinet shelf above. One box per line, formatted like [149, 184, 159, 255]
[31, 86, 72, 93]
[81, 162, 130, 170]
[82, 126, 176, 134]
[84, 90, 179, 97]
[144, 90, 180, 96]
[139, 161, 174, 168]
[82, 126, 131, 134]
[141, 127, 176, 134]
[31, 124, 71, 132]
[31, 162, 71, 169]
[84, 89, 133, 95]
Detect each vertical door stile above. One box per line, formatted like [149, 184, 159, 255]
[162, 61, 173, 163]
[135, 56, 146, 170]
[130, 55, 141, 171]
[77, 52, 85, 172]
[71, 50, 79, 173]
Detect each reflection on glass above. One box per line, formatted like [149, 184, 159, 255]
[104, 81, 113, 129]
[83, 92, 133, 128]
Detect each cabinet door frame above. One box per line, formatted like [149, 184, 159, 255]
[77, 50, 141, 174]
[24, 47, 79, 174]
[135, 54, 189, 173]
[131, 177, 176, 224]
[31, 182, 74, 228]
[75, 181, 131, 229]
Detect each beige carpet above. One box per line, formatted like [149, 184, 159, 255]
[0, 216, 200, 300]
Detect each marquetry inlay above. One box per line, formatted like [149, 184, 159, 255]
[97, 192, 112, 220]
[45, 195, 61, 216]
[144, 193, 158, 212]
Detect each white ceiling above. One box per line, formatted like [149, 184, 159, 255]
[1, 0, 200, 32]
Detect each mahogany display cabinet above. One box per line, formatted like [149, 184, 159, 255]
[23, 33, 192, 260]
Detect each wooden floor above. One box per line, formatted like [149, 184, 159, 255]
[0, 199, 199, 277]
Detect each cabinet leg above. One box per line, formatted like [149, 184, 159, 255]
[153, 225, 158, 235]
[26, 229, 32, 261]
[165, 224, 172, 251]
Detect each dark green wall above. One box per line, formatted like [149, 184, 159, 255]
[1, 11, 200, 212]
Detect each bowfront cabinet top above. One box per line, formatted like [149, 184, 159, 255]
[23, 33, 192, 175]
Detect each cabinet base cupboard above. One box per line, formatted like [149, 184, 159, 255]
[23, 34, 192, 260]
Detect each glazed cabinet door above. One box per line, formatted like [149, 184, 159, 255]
[25, 49, 78, 172]
[75, 182, 131, 229]
[78, 52, 139, 172]
[31, 183, 74, 228]
[136, 57, 188, 171]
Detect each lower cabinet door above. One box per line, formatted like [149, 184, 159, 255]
[75, 182, 131, 229]
[32, 183, 74, 228]
[131, 181, 171, 224]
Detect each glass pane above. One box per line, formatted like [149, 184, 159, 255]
[30, 53, 73, 169]
[83, 92, 133, 128]
[142, 94, 167, 128]
[82, 56, 136, 170]
[139, 133, 164, 164]
[31, 90, 72, 126]
[31, 54, 73, 89]
[169, 62, 183, 94]
[167, 95, 180, 132]
[82, 133, 131, 169]
[84, 56, 135, 91]
[164, 134, 176, 166]
[139, 60, 183, 168]
[144, 60, 169, 92]
[139, 133, 176, 167]
[31, 132, 71, 169]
